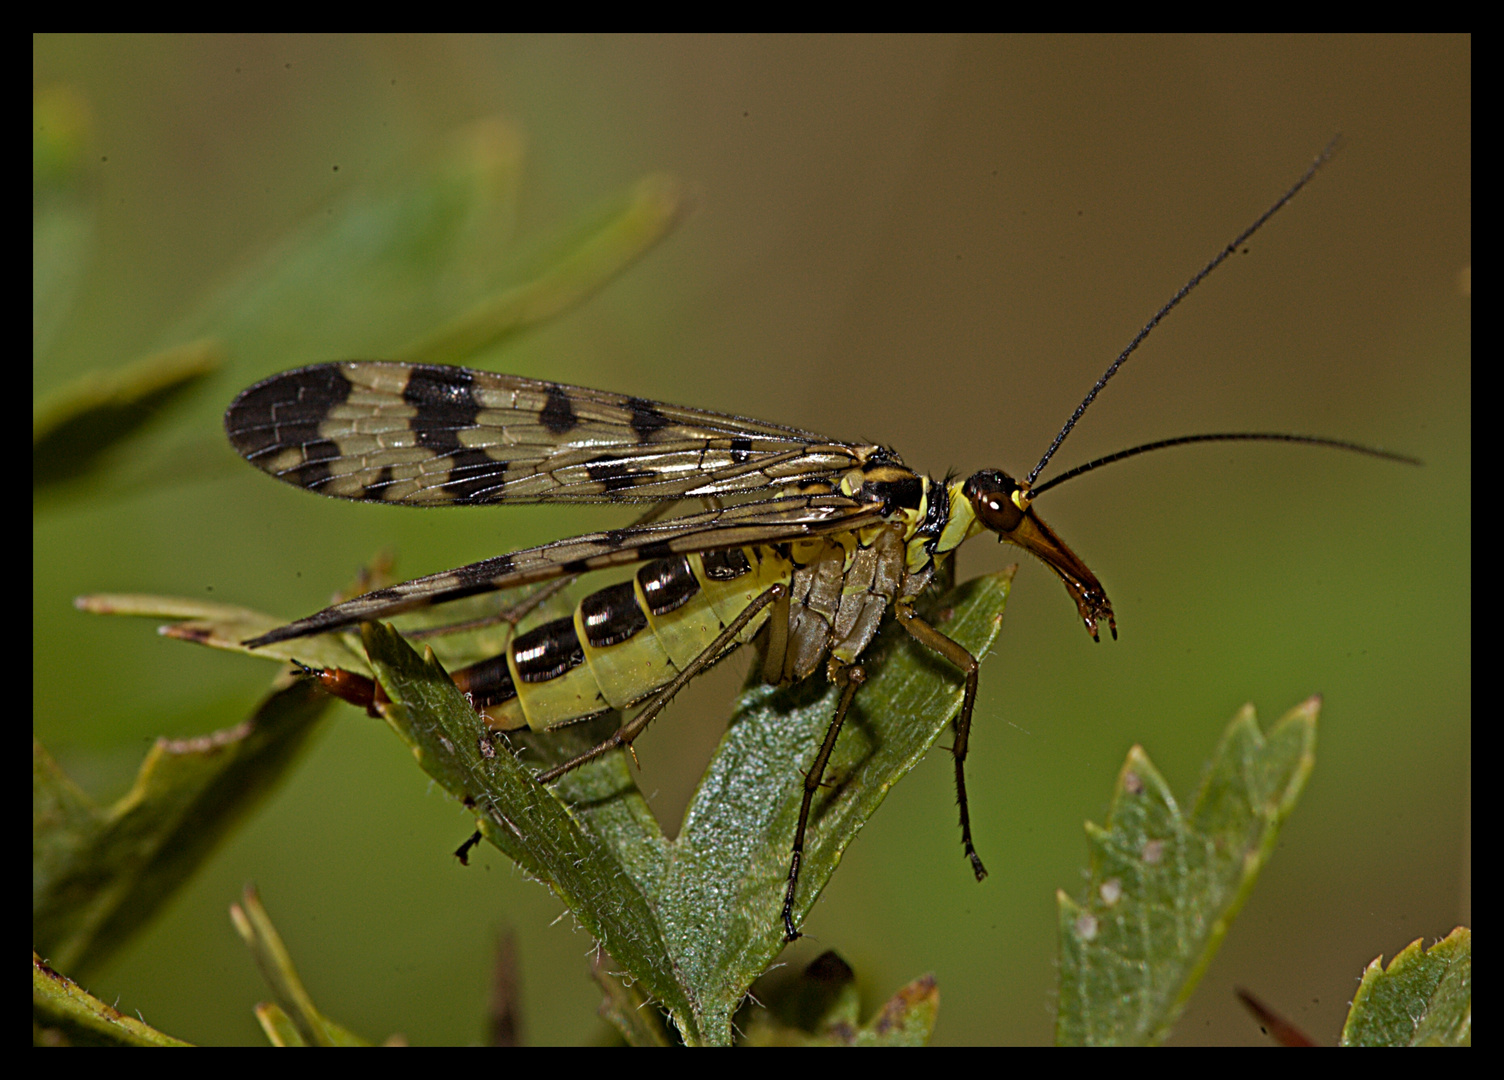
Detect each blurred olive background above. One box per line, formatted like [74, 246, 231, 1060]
[34, 36, 1468, 1045]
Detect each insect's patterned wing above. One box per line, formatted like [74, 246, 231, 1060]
[242, 494, 885, 648]
[225, 361, 886, 506]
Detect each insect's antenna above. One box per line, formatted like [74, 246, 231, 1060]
[1030, 432, 1420, 498]
[1023, 135, 1344, 492]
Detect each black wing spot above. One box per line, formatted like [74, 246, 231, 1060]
[729, 437, 754, 463]
[627, 398, 672, 440]
[361, 464, 398, 499]
[441, 448, 508, 503]
[286, 436, 343, 490]
[405, 366, 481, 454]
[226, 364, 354, 460]
[587, 457, 658, 492]
[539, 386, 579, 434]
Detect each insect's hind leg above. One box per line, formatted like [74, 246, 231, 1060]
[781, 663, 865, 942]
[534, 582, 788, 784]
[893, 600, 987, 881]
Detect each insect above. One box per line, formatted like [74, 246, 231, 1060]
[224, 139, 1413, 942]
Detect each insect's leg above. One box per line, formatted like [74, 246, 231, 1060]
[760, 584, 792, 685]
[535, 582, 788, 784]
[782, 663, 865, 942]
[894, 601, 987, 881]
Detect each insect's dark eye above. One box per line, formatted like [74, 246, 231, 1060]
[964, 470, 1025, 534]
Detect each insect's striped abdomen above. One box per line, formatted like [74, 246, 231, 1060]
[463, 546, 793, 732]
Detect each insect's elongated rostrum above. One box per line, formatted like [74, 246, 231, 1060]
[224, 139, 1414, 941]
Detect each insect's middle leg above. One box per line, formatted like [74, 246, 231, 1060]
[894, 600, 987, 881]
[534, 582, 788, 785]
[781, 662, 865, 942]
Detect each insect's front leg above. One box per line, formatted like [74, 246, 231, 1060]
[782, 662, 866, 942]
[893, 600, 987, 881]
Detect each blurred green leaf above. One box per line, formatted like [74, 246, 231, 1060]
[33, 84, 94, 360]
[1340, 926, 1471, 1046]
[32, 678, 332, 977]
[33, 952, 191, 1047]
[231, 886, 372, 1047]
[399, 173, 691, 365]
[164, 119, 687, 376]
[74, 592, 373, 677]
[591, 950, 672, 1047]
[32, 341, 222, 491]
[742, 951, 939, 1046]
[36, 120, 686, 501]
[163, 119, 526, 367]
[1056, 697, 1320, 1046]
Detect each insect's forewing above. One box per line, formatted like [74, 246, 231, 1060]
[225, 361, 880, 505]
[242, 494, 886, 647]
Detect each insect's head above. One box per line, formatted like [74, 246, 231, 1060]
[957, 469, 1116, 642]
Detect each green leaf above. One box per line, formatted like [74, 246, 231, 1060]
[34, 84, 95, 361]
[32, 678, 332, 977]
[1340, 926, 1471, 1046]
[361, 619, 697, 1036]
[231, 886, 372, 1046]
[397, 173, 691, 365]
[165, 119, 686, 375]
[32, 341, 221, 491]
[1056, 697, 1320, 1046]
[74, 592, 373, 676]
[741, 951, 939, 1046]
[33, 952, 192, 1047]
[358, 569, 1012, 1045]
[591, 950, 672, 1047]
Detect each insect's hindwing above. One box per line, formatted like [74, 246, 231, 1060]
[240, 492, 889, 647]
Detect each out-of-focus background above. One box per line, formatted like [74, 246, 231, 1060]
[34, 36, 1468, 1045]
